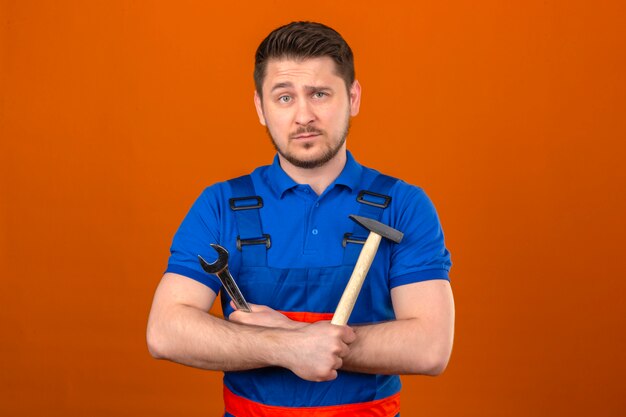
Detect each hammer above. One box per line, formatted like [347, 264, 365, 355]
[331, 215, 404, 326]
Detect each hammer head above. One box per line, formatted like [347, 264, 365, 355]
[349, 215, 404, 243]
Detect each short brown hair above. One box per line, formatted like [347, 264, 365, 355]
[254, 21, 355, 97]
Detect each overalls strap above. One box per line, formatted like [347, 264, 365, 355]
[228, 175, 268, 267]
[343, 174, 398, 263]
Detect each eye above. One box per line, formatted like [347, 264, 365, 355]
[278, 95, 291, 103]
[313, 91, 328, 99]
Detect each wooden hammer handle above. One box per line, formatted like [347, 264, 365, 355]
[331, 232, 382, 326]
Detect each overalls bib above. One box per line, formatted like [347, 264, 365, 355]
[221, 174, 402, 417]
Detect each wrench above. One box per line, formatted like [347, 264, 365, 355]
[198, 244, 251, 312]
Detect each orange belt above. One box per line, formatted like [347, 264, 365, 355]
[279, 311, 334, 323]
[224, 386, 401, 417]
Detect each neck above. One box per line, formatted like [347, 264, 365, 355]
[278, 149, 347, 195]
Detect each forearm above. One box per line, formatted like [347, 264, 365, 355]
[148, 301, 356, 382]
[147, 303, 287, 371]
[341, 317, 453, 376]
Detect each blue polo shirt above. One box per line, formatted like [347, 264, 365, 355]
[166, 151, 450, 294]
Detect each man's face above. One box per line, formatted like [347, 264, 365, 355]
[254, 57, 361, 169]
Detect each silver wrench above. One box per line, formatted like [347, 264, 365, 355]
[198, 244, 251, 312]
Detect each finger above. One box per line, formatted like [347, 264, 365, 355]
[341, 326, 357, 344]
[231, 300, 263, 312]
[333, 356, 343, 370]
[249, 303, 267, 312]
[229, 308, 253, 321]
[325, 369, 338, 381]
[338, 343, 350, 358]
[228, 310, 240, 322]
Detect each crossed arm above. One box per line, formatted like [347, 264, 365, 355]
[147, 272, 454, 381]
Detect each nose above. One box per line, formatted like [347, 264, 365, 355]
[294, 99, 315, 125]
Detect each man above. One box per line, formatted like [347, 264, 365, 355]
[147, 21, 454, 416]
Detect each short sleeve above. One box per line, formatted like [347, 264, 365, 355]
[388, 184, 452, 288]
[165, 187, 223, 294]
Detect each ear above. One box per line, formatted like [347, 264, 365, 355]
[254, 91, 267, 126]
[349, 80, 362, 117]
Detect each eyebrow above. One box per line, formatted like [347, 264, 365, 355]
[270, 82, 333, 93]
[271, 82, 294, 92]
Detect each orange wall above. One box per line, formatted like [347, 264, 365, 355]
[2, 1, 625, 416]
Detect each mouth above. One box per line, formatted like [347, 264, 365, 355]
[291, 133, 321, 140]
[290, 128, 323, 140]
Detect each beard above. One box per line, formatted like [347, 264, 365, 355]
[267, 121, 351, 169]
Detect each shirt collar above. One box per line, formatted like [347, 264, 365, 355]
[331, 150, 362, 192]
[266, 150, 363, 198]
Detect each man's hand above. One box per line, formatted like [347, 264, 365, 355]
[229, 303, 357, 381]
[229, 302, 306, 330]
[282, 322, 356, 382]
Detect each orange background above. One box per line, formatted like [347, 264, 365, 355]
[1, 1, 625, 416]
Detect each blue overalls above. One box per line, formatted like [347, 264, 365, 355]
[221, 174, 402, 417]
